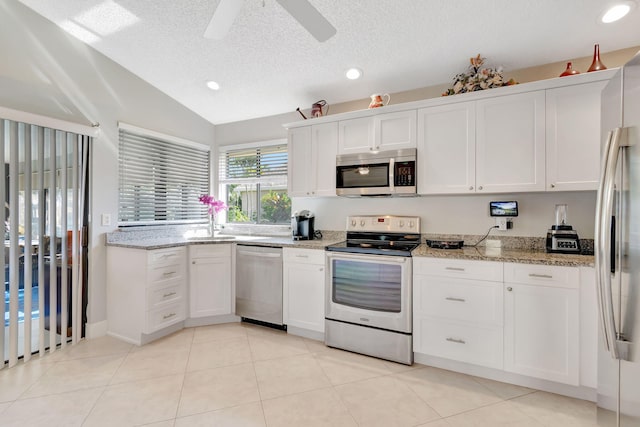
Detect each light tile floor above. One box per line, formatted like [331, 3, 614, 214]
[0, 322, 602, 426]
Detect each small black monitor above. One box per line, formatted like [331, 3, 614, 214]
[490, 201, 518, 217]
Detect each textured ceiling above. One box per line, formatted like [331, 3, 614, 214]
[16, 0, 640, 124]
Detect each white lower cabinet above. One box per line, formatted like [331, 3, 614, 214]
[503, 263, 580, 386]
[188, 244, 233, 318]
[283, 248, 325, 334]
[413, 258, 504, 369]
[107, 246, 187, 345]
[414, 258, 591, 390]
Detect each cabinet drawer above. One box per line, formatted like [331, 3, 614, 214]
[146, 282, 184, 309]
[414, 257, 503, 281]
[148, 247, 185, 266]
[415, 276, 503, 325]
[283, 248, 325, 265]
[148, 263, 184, 286]
[415, 317, 503, 369]
[145, 301, 185, 333]
[189, 244, 232, 258]
[504, 263, 578, 289]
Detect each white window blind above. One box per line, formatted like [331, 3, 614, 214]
[118, 125, 210, 225]
[218, 142, 287, 185]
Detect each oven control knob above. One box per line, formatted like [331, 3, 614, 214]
[350, 219, 356, 227]
[360, 220, 365, 227]
[409, 221, 414, 228]
[399, 220, 404, 228]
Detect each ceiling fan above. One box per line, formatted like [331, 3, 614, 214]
[204, 0, 336, 42]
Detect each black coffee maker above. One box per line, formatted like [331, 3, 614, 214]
[291, 210, 315, 240]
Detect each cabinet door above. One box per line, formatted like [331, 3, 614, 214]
[284, 262, 325, 333]
[546, 81, 607, 191]
[288, 126, 312, 197]
[504, 282, 579, 385]
[417, 103, 476, 194]
[338, 117, 374, 154]
[375, 110, 417, 151]
[476, 91, 546, 193]
[189, 256, 232, 318]
[311, 122, 338, 197]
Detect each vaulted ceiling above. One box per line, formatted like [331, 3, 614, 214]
[17, 0, 640, 124]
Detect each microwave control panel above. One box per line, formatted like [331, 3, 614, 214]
[394, 161, 415, 187]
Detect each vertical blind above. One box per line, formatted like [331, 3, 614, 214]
[118, 124, 211, 225]
[1, 116, 90, 369]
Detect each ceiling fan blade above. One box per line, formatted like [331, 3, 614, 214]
[276, 0, 336, 42]
[204, 0, 244, 39]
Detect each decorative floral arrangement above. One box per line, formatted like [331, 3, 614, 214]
[198, 194, 228, 220]
[442, 54, 517, 96]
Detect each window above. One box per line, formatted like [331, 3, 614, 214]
[218, 140, 290, 224]
[118, 123, 210, 225]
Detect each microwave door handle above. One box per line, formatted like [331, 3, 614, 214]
[389, 157, 395, 192]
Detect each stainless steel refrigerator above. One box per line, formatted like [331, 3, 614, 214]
[596, 51, 640, 426]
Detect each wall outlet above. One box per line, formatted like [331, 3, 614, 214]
[495, 217, 508, 231]
[101, 213, 111, 226]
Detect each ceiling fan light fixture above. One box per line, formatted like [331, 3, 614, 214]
[346, 68, 363, 80]
[206, 80, 220, 90]
[601, 2, 634, 23]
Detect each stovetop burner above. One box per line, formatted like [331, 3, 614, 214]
[325, 215, 421, 257]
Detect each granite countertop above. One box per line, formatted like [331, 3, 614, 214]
[412, 244, 594, 267]
[105, 234, 343, 250]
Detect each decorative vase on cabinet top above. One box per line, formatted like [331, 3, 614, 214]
[587, 44, 607, 72]
[559, 62, 580, 77]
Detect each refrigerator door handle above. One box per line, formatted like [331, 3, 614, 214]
[595, 127, 630, 360]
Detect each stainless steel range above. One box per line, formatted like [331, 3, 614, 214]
[325, 215, 420, 365]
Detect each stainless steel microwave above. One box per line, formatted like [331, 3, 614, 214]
[335, 148, 417, 196]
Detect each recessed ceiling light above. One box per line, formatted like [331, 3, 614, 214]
[206, 80, 220, 90]
[345, 68, 363, 80]
[601, 2, 634, 23]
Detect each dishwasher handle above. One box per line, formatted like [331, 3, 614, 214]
[237, 249, 282, 258]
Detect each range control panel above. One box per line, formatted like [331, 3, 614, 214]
[346, 215, 421, 233]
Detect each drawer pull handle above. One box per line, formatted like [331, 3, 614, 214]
[528, 273, 553, 279]
[507, 286, 513, 292]
[445, 297, 466, 302]
[163, 313, 176, 320]
[445, 267, 465, 272]
[162, 292, 177, 298]
[163, 271, 177, 276]
[446, 337, 466, 345]
[295, 255, 309, 258]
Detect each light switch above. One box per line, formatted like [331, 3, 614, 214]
[101, 213, 111, 226]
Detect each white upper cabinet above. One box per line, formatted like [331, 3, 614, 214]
[418, 91, 545, 194]
[476, 91, 546, 193]
[418, 102, 476, 194]
[288, 122, 338, 197]
[338, 110, 416, 155]
[546, 81, 607, 191]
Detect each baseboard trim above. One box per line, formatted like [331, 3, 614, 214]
[286, 325, 324, 342]
[414, 352, 597, 402]
[184, 314, 241, 328]
[85, 320, 108, 339]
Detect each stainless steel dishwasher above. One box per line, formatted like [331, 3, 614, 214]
[235, 244, 283, 326]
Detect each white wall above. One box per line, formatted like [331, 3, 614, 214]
[292, 192, 597, 238]
[0, 1, 215, 333]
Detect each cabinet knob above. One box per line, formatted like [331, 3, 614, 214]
[319, 267, 324, 272]
[550, 183, 556, 188]
[192, 261, 196, 264]
[469, 186, 474, 190]
[507, 286, 513, 292]
[478, 186, 483, 190]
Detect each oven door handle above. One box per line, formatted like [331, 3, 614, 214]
[326, 251, 408, 263]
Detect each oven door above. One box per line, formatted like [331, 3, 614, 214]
[325, 251, 412, 333]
